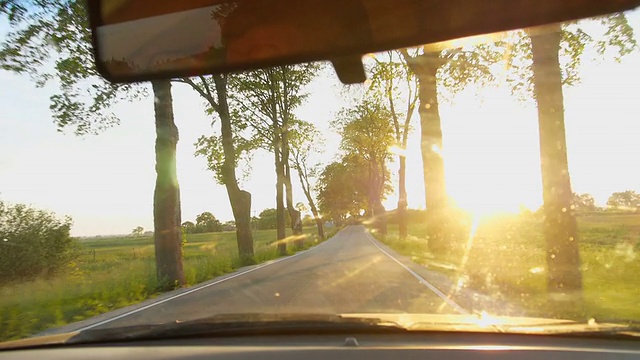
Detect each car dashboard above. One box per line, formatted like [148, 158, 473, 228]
[2, 332, 639, 360]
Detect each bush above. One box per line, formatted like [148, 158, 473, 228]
[0, 201, 77, 284]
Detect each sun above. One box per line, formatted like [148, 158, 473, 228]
[396, 87, 545, 217]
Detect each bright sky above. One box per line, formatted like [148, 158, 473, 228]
[1, 11, 640, 236]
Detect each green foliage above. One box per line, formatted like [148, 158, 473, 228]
[0, 0, 146, 135]
[228, 64, 320, 149]
[316, 155, 370, 223]
[256, 208, 291, 230]
[368, 51, 418, 146]
[194, 212, 223, 233]
[0, 227, 336, 341]
[505, 13, 637, 99]
[0, 201, 77, 284]
[333, 99, 395, 163]
[572, 193, 599, 212]
[378, 213, 640, 320]
[194, 131, 258, 185]
[401, 43, 502, 100]
[596, 13, 639, 62]
[181, 221, 196, 234]
[607, 190, 640, 209]
[328, 99, 395, 218]
[131, 226, 144, 236]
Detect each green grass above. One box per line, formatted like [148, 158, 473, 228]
[0, 226, 338, 342]
[376, 213, 640, 321]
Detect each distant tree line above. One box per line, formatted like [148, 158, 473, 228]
[182, 207, 320, 234]
[573, 190, 640, 213]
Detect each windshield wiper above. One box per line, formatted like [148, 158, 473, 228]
[492, 319, 640, 338]
[64, 313, 407, 345]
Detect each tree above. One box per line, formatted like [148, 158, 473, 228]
[0, 1, 185, 289]
[368, 51, 419, 240]
[316, 154, 376, 226]
[256, 208, 290, 230]
[188, 74, 257, 264]
[0, 201, 77, 284]
[222, 221, 236, 231]
[290, 121, 325, 239]
[399, 44, 500, 251]
[181, 221, 196, 234]
[195, 212, 223, 233]
[505, 14, 637, 298]
[607, 190, 640, 209]
[131, 226, 145, 236]
[151, 80, 185, 287]
[572, 193, 598, 212]
[333, 100, 395, 234]
[229, 64, 320, 248]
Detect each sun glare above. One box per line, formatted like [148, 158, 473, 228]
[398, 88, 543, 217]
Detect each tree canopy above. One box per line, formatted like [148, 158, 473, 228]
[0, 201, 77, 284]
[607, 190, 640, 209]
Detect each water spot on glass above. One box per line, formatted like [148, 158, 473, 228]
[275, 292, 280, 297]
[529, 266, 544, 274]
[561, 208, 567, 212]
[430, 144, 442, 155]
[551, 254, 556, 259]
[614, 242, 637, 262]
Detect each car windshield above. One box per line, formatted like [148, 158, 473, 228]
[1, 3, 640, 343]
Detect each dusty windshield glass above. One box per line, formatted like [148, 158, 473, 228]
[1, 4, 640, 342]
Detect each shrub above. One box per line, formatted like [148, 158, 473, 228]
[0, 201, 77, 284]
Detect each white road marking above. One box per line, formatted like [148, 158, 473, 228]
[364, 230, 468, 315]
[74, 231, 341, 332]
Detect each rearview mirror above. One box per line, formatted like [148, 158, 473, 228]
[88, 0, 640, 84]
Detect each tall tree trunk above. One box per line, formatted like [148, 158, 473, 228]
[279, 67, 303, 239]
[282, 133, 303, 238]
[369, 157, 387, 235]
[226, 186, 254, 263]
[297, 167, 324, 240]
[213, 74, 255, 264]
[151, 80, 185, 289]
[397, 155, 408, 240]
[376, 161, 388, 236]
[275, 146, 287, 254]
[530, 26, 582, 299]
[413, 57, 448, 252]
[269, 69, 286, 253]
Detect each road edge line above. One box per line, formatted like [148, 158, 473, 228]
[364, 230, 468, 315]
[74, 228, 344, 332]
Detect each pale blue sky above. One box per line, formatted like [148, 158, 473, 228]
[1, 11, 640, 236]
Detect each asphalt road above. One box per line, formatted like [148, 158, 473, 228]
[69, 225, 469, 331]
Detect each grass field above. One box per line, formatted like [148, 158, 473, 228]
[0, 226, 336, 341]
[377, 212, 640, 321]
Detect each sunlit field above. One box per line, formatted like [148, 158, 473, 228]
[378, 212, 640, 321]
[0, 227, 335, 342]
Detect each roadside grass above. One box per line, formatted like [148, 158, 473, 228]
[0, 226, 338, 342]
[376, 213, 640, 321]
